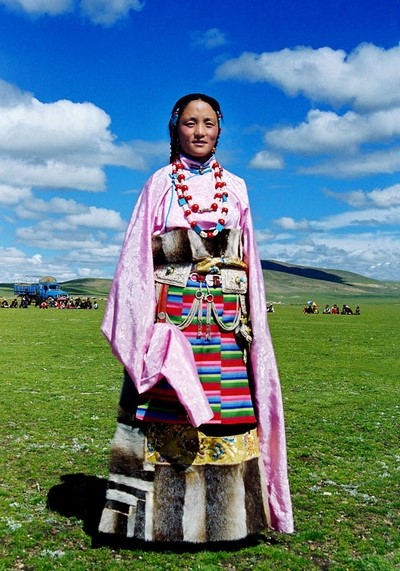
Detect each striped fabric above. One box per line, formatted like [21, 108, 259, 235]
[136, 279, 256, 424]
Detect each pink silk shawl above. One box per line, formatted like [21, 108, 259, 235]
[102, 159, 294, 533]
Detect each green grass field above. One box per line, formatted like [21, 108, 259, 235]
[0, 299, 399, 570]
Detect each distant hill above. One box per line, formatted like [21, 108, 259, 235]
[261, 260, 400, 303]
[61, 278, 111, 298]
[1, 261, 399, 304]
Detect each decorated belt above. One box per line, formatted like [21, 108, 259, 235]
[154, 258, 248, 294]
[154, 259, 251, 342]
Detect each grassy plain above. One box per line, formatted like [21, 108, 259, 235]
[0, 298, 399, 570]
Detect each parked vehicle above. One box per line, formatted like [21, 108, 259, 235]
[13, 276, 68, 303]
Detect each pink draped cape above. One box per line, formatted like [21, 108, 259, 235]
[101, 160, 294, 533]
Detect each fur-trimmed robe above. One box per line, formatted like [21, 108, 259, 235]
[101, 155, 294, 534]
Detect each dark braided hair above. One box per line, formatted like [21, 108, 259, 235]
[168, 93, 223, 163]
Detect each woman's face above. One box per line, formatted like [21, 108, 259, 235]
[177, 99, 220, 161]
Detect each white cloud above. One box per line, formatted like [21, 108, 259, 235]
[257, 230, 400, 282]
[66, 243, 122, 262]
[80, 0, 144, 26]
[274, 217, 310, 231]
[324, 207, 400, 230]
[4, 220, 126, 281]
[325, 184, 400, 209]
[0, 0, 144, 25]
[250, 151, 284, 169]
[223, 44, 400, 178]
[10, 193, 125, 230]
[308, 232, 400, 281]
[216, 43, 400, 111]
[0, 0, 72, 15]
[265, 107, 400, 154]
[0, 83, 123, 190]
[0, 158, 106, 191]
[191, 28, 227, 50]
[256, 180, 400, 286]
[254, 228, 276, 243]
[267, 196, 400, 280]
[274, 206, 400, 233]
[0, 80, 161, 190]
[0, 156, 130, 280]
[0, 184, 32, 205]
[0, 97, 113, 156]
[15, 225, 108, 250]
[0, 79, 33, 106]
[0, 244, 116, 283]
[29, 253, 43, 265]
[33, 196, 87, 215]
[65, 206, 125, 229]
[300, 146, 400, 177]
[14, 196, 86, 220]
[0, 246, 29, 268]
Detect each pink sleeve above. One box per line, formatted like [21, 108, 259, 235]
[101, 175, 157, 385]
[101, 172, 212, 427]
[243, 195, 294, 533]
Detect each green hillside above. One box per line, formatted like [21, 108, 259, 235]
[61, 278, 111, 298]
[262, 260, 400, 304]
[1, 261, 399, 305]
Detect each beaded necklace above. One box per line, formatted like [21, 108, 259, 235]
[172, 158, 228, 239]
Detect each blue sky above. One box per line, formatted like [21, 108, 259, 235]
[1, 0, 400, 283]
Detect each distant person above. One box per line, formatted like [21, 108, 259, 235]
[341, 304, 353, 315]
[98, 93, 293, 544]
[355, 306, 361, 315]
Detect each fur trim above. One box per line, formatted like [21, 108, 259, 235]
[152, 229, 243, 265]
[99, 422, 269, 543]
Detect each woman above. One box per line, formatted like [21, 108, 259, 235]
[98, 94, 293, 543]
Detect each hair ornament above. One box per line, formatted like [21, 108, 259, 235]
[171, 109, 179, 127]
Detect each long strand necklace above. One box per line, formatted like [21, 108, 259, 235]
[172, 159, 228, 239]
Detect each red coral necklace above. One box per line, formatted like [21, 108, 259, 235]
[172, 159, 228, 239]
